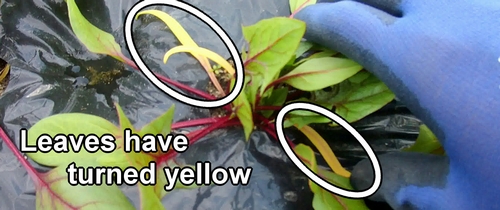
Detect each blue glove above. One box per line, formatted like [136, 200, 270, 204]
[295, 0, 500, 209]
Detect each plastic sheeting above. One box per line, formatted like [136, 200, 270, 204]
[0, 0, 421, 209]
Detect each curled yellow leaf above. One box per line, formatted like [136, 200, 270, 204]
[297, 125, 351, 178]
[0, 63, 10, 82]
[164, 46, 235, 75]
[136, 10, 224, 94]
[136, 10, 197, 46]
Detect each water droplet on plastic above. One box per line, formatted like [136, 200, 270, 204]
[71, 66, 81, 73]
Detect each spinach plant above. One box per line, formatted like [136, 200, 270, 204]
[0, 0, 443, 209]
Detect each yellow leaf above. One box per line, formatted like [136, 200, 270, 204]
[136, 10, 224, 94]
[164, 46, 235, 75]
[0, 63, 10, 82]
[296, 125, 351, 177]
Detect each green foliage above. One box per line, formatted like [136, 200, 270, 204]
[312, 71, 395, 124]
[139, 104, 176, 136]
[281, 57, 363, 91]
[26, 113, 120, 167]
[404, 125, 444, 154]
[65, 0, 133, 66]
[18, 0, 402, 209]
[289, 0, 317, 15]
[294, 144, 369, 210]
[231, 79, 254, 140]
[27, 103, 199, 210]
[36, 162, 135, 210]
[242, 17, 306, 96]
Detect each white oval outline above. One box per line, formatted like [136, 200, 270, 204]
[124, 0, 244, 108]
[275, 102, 382, 198]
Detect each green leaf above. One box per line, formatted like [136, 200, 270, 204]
[295, 144, 369, 210]
[129, 152, 165, 210]
[260, 87, 289, 117]
[108, 149, 164, 209]
[315, 168, 370, 210]
[115, 103, 135, 131]
[96, 149, 130, 169]
[295, 41, 314, 59]
[36, 162, 135, 210]
[294, 49, 338, 66]
[281, 57, 363, 91]
[65, 0, 133, 65]
[404, 124, 444, 154]
[242, 17, 306, 94]
[289, 0, 317, 13]
[155, 160, 203, 199]
[26, 113, 120, 167]
[244, 75, 259, 108]
[311, 71, 395, 124]
[294, 144, 318, 175]
[284, 115, 332, 128]
[231, 79, 254, 140]
[139, 105, 176, 136]
[284, 98, 332, 117]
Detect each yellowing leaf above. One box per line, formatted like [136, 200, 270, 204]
[136, 10, 224, 94]
[164, 46, 235, 75]
[0, 62, 10, 82]
[295, 144, 369, 210]
[296, 125, 350, 177]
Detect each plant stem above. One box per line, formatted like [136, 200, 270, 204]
[256, 114, 295, 147]
[128, 58, 234, 112]
[157, 117, 239, 163]
[126, 61, 217, 101]
[172, 117, 225, 129]
[289, 0, 313, 18]
[0, 125, 40, 182]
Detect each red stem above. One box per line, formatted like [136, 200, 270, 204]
[126, 60, 218, 100]
[157, 117, 239, 163]
[256, 114, 295, 148]
[289, 0, 312, 18]
[128, 60, 233, 113]
[0, 126, 40, 182]
[172, 117, 225, 129]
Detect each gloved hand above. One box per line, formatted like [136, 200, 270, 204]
[295, 0, 500, 209]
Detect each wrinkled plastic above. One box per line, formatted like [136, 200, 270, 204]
[0, 0, 420, 209]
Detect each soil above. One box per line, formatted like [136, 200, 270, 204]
[87, 66, 123, 86]
[206, 58, 235, 118]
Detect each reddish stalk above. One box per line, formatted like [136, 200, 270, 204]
[126, 60, 217, 100]
[289, 0, 313, 18]
[256, 114, 295, 148]
[0, 126, 40, 182]
[127, 60, 234, 113]
[157, 117, 239, 163]
[172, 117, 225, 129]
